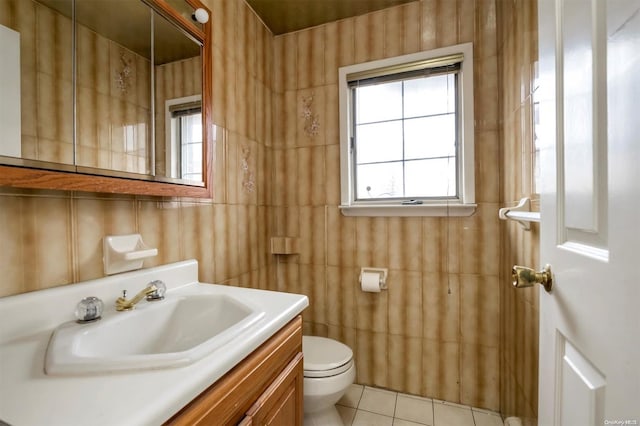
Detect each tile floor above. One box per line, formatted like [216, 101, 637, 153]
[335, 385, 504, 426]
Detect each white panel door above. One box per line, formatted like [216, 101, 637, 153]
[537, 0, 640, 425]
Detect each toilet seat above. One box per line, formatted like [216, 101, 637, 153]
[304, 360, 353, 378]
[303, 336, 353, 378]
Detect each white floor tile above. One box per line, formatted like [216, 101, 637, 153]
[393, 419, 426, 426]
[341, 385, 504, 426]
[352, 410, 394, 426]
[473, 410, 504, 426]
[358, 387, 397, 417]
[395, 394, 434, 425]
[337, 405, 357, 426]
[339, 384, 365, 408]
[433, 402, 474, 426]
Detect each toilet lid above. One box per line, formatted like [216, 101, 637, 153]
[302, 336, 353, 374]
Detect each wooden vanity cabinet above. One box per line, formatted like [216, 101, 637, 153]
[166, 316, 303, 426]
[240, 352, 303, 425]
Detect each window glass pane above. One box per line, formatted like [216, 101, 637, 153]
[356, 162, 404, 199]
[404, 74, 455, 118]
[181, 142, 202, 180]
[356, 121, 403, 164]
[356, 81, 403, 123]
[180, 113, 202, 181]
[404, 114, 456, 160]
[352, 67, 461, 201]
[181, 113, 202, 143]
[404, 158, 456, 197]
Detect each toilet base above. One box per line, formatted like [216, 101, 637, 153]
[303, 362, 356, 414]
[303, 405, 343, 426]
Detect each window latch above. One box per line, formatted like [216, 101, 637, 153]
[401, 199, 423, 205]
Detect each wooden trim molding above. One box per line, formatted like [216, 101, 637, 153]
[0, 166, 211, 198]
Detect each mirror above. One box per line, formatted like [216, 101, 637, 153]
[152, 8, 203, 182]
[0, 0, 75, 168]
[0, 0, 212, 197]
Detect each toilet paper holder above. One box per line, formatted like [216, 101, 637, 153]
[359, 267, 388, 290]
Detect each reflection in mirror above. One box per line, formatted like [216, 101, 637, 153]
[0, 21, 20, 158]
[164, 95, 202, 181]
[0, 0, 74, 167]
[0, 0, 208, 190]
[75, 0, 152, 175]
[153, 9, 202, 182]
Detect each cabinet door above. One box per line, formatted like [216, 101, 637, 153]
[166, 317, 302, 426]
[245, 353, 304, 426]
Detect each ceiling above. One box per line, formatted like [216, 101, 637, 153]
[246, 0, 418, 35]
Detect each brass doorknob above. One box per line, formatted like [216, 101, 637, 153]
[512, 264, 553, 292]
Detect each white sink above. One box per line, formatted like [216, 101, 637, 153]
[45, 294, 265, 375]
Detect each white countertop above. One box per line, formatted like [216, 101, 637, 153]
[0, 260, 308, 426]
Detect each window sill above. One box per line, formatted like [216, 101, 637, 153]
[339, 203, 477, 217]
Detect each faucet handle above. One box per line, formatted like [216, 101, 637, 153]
[146, 280, 166, 301]
[75, 296, 104, 323]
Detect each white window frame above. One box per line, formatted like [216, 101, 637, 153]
[165, 94, 202, 180]
[338, 42, 476, 217]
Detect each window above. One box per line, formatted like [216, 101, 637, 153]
[339, 43, 476, 216]
[165, 95, 202, 182]
[175, 111, 203, 181]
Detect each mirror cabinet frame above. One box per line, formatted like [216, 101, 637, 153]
[0, 0, 213, 198]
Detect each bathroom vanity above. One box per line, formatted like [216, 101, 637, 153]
[0, 260, 308, 425]
[168, 316, 303, 425]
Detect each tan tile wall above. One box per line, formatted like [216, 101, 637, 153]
[76, 35, 152, 174]
[270, 0, 501, 411]
[0, 0, 275, 299]
[497, 0, 539, 424]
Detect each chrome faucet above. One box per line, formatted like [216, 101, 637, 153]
[115, 280, 166, 311]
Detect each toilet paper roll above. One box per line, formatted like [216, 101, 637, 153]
[361, 271, 381, 293]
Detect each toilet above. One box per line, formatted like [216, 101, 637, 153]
[302, 336, 355, 425]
